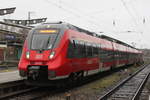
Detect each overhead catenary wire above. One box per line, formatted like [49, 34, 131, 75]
[44, 0, 147, 48]
[120, 0, 142, 33]
[121, 0, 150, 48]
[44, 0, 114, 32]
[119, 0, 147, 48]
[56, 0, 117, 32]
[44, 0, 96, 27]
[58, 0, 139, 32]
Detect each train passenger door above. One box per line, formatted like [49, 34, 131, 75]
[115, 51, 120, 67]
[111, 42, 116, 68]
[112, 43, 119, 67]
[98, 44, 106, 72]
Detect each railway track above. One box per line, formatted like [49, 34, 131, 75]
[0, 64, 145, 100]
[98, 63, 150, 100]
[0, 65, 130, 100]
[138, 80, 150, 100]
[3, 85, 69, 100]
[0, 80, 38, 100]
[7, 87, 52, 100]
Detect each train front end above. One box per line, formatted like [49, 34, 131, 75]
[18, 23, 69, 85]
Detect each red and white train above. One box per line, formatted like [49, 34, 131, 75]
[18, 22, 143, 85]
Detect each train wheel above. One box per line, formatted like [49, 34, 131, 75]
[68, 71, 84, 86]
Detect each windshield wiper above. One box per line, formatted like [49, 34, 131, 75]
[46, 36, 51, 47]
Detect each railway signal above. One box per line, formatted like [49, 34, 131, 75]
[0, 7, 16, 16]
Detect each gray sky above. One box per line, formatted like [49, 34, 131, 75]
[0, 0, 150, 49]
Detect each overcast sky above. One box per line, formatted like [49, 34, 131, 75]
[0, 0, 150, 49]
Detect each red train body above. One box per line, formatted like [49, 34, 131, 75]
[18, 22, 143, 85]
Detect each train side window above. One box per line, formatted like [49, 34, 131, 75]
[114, 51, 118, 60]
[74, 42, 79, 58]
[107, 50, 113, 61]
[103, 49, 108, 62]
[74, 40, 79, 48]
[78, 41, 85, 58]
[86, 43, 92, 57]
[80, 43, 86, 57]
[93, 44, 98, 57]
[99, 49, 106, 62]
[100, 49, 114, 62]
[67, 41, 75, 58]
[67, 40, 80, 58]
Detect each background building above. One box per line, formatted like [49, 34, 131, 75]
[0, 22, 31, 66]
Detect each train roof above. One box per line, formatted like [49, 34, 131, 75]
[99, 35, 140, 50]
[37, 22, 140, 51]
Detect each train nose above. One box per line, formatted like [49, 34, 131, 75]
[28, 50, 51, 61]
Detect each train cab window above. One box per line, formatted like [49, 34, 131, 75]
[30, 28, 60, 50]
[31, 34, 56, 50]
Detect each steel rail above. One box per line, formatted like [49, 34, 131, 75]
[0, 87, 38, 100]
[98, 63, 150, 100]
[0, 79, 38, 100]
[132, 69, 150, 100]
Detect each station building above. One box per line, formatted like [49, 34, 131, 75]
[0, 22, 30, 66]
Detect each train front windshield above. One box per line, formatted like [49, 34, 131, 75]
[31, 29, 59, 50]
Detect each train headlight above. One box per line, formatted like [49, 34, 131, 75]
[49, 51, 55, 59]
[26, 51, 30, 59]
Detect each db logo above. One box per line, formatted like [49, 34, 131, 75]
[35, 54, 43, 59]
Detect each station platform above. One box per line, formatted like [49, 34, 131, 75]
[0, 70, 23, 84]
